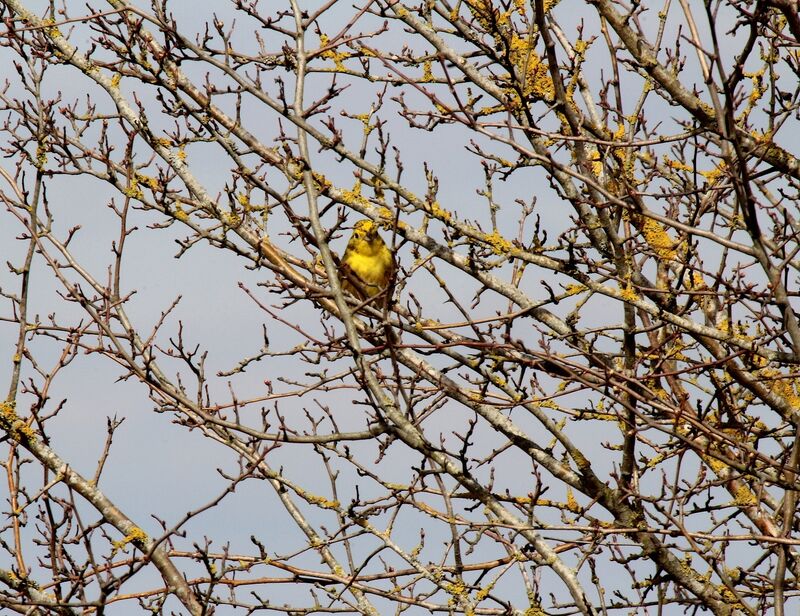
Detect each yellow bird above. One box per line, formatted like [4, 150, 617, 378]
[340, 219, 395, 300]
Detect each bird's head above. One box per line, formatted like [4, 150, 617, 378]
[352, 219, 378, 241]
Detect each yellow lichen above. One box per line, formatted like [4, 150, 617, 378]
[35, 141, 47, 169]
[318, 33, 351, 70]
[0, 402, 36, 443]
[507, 37, 554, 104]
[416, 501, 440, 516]
[664, 156, 694, 173]
[338, 179, 369, 209]
[122, 178, 144, 200]
[703, 455, 727, 474]
[376, 207, 404, 231]
[490, 374, 506, 387]
[717, 584, 744, 608]
[619, 282, 640, 302]
[444, 580, 467, 597]
[738, 67, 767, 120]
[565, 488, 580, 513]
[733, 484, 757, 506]
[484, 229, 512, 254]
[111, 526, 148, 555]
[137, 53, 153, 72]
[174, 206, 189, 222]
[135, 173, 159, 190]
[571, 449, 590, 471]
[422, 60, 434, 82]
[466, 0, 495, 29]
[588, 148, 603, 177]
[763, 369, 800, 410]
[312, 172, 331, 192]
[608, 122, 632, 176]
[474, 580, 495, 601]
[645, 452, 666, 469]
[433, 101, 452, 115]
[42, 18, 62, 39]
[698, 163, 726, 184]
[307, 494, 340, 509]
[221, 211, 241, 227]
[428, 201, 452, 223]
[352, 113, 375, 136]
[638, 217, 680, 260]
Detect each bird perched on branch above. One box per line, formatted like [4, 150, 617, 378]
[340, 219, 395, 301]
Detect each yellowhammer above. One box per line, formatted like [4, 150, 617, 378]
[340, 219, 395, 300]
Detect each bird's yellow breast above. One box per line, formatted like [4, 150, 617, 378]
[345, 242, 393, 285]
